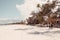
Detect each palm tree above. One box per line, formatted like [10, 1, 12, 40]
[27, 0, 58, 28]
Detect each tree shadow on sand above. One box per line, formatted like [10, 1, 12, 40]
[14, 27, 33, 31]
[28, 30, 60, 35]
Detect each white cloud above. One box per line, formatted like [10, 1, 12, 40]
[0, 17, 21, 24]
[0, 17, 20, 20]
[16, 0, 48, 20]
[0, 18, 11, 20]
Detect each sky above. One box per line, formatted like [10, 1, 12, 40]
[0, 0, 54, 20]
[0, 0, 24, 19]
[16, 0, 48, 20]
[0, 0, 48, 20]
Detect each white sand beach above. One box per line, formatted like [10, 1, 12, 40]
[0, 24, 60, 40]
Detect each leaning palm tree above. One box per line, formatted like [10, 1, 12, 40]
[27, 0, 58, 28]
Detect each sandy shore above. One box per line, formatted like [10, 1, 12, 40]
[0, 24, 60, 40]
